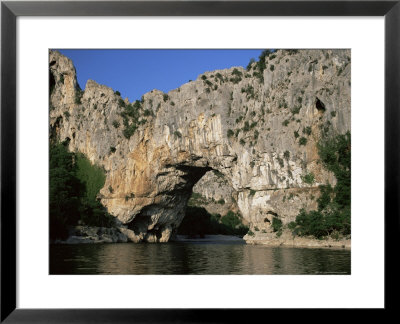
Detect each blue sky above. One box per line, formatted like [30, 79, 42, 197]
[57, 49, 263, 102]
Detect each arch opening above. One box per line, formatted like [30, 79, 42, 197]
[124, 165, 248, 243]
[174, 169, 248, 240]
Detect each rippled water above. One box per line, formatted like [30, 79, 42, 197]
[50, 241, 350, 275]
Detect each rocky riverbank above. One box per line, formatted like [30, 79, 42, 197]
[53, 226, 127, 244]
[53, 225, 164, 244]
[173, 234, 245, 243]
[54, 225, 349, 250]
[244, 231, 351, 249]
[54, 226, 246, 244]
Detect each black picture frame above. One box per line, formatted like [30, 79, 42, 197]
[1, 0, 398, 321]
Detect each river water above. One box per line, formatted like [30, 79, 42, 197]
[50, 239, 350, 275]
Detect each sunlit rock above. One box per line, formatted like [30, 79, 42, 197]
[49, 49, 350, 242]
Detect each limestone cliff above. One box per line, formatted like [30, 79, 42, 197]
[49, 49, 350, 243]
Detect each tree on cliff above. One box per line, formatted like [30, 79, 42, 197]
[50, 142, 114, 240]
[49, 141, 83, 239]
[290, 132, 351, 239]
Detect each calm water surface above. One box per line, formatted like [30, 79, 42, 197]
[50, 241, 350, 275]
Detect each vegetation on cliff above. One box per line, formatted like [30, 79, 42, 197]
[50, 141, 114, 240]
[289, 132, 351, 239]
[177, 207, 248, 238]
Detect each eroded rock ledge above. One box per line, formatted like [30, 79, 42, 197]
[49, 49, 351, 243]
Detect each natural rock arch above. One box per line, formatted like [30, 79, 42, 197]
[49, 49, 351, 243]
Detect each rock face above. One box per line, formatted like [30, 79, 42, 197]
[49, 49, 351, 243]
[190, 170, 241, 217]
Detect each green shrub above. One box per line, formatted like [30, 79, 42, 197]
[301, 172, 315, 184]
[243, 121, 250, 132]
[123, 124, 137, 139]
[247, 58, 255, 71]
[229, 77, 242, 84]
[112, 120, 120, 128]
[75, 89, 83, 104]
[163, 94, 169, 102]
[143, 109, 153, 117]
[109, 146, 116, 154]
[284, 150, 290, 160]
[205, 80, 212, 87]
[331, 111, 337, 117]
[271, 217, 283, 232]
[252, 71, 263, 80]
[232, 68, 243, 77]
[303, 126, 312, 136]
[270, 65, 275, 71]
[277, 157, 284, 168]
[119, 101, 142, 139]
[240, 138, 245, 146]
[291, 106, 301, 115]
[115, 90, 121, 96]
[227, 129, 234, 138]
[282, 119, 289, 126]
[217, 198, 225, 205]
[286, 49, 299, 55]
[255, 49, 274, 82]
[118, 98, 126, 108]
[254, 130, 259, 140]
[288, 221, 297, 231]
[220, 211, 248, 236]
[241, 85, 255, 99]
[174, 130, 182, 138]
[299, 137, 307, 145]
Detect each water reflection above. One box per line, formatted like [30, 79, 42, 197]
[50, 242, 350, 275]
